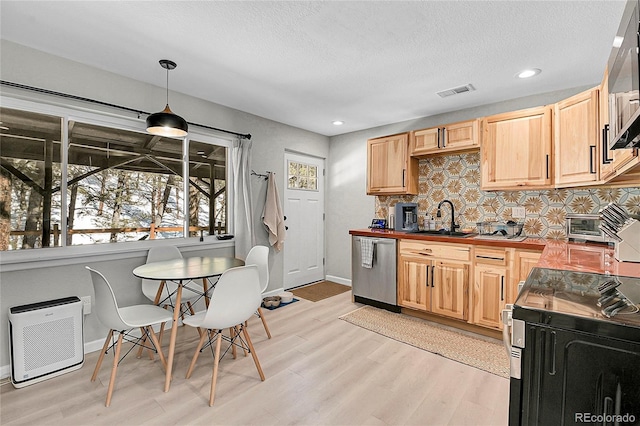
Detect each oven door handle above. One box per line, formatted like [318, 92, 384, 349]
[502, 304, 513, 357]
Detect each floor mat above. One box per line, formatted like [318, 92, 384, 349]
[340, 305, 509, 378]
[290, 281, 350, 302]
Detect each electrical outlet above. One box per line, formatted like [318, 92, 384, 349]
[80, 295, 91, 315]
[512, 207, 526, 219]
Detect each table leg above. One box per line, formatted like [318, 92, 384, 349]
[202, 278, 210, 307]
[164, 283, 182, 392]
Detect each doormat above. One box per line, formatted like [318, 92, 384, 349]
[340, 305, 510, 378]
[290, 281, 350, 302]
[261, 298, 299, 310]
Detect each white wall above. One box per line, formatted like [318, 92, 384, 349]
[324, 85, 596, 282]
[0, 40, 329, 368]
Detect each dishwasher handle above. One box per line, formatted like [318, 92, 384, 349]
[354, 236, 395, 245]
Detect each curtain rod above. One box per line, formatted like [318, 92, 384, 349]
[0, 80, 252, 140]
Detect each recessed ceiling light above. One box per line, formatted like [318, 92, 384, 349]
[516, 68, 541, 79]
[332, 120, 344, 126]
[613, 36, 624, 48]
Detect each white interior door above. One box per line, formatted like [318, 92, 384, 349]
[283, 152, 325, 289]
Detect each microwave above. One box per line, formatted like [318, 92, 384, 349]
[565, 214, 611, 243]
[608, 0, 640, 150]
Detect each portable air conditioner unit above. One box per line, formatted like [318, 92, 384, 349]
[8, 296, 84, 388]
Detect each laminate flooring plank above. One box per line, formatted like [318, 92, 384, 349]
[0, 291, 510, 426]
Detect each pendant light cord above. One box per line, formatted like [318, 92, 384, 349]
[1, 80, 251, 139]
[165, 67, 170, 107]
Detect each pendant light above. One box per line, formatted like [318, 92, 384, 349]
[146, 59, 188, 137]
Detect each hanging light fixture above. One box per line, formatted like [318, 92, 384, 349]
[146, 59, 188, 137]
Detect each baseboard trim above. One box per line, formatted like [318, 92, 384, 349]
[325, 275, 351, 286]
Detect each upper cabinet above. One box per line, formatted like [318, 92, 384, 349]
[481, 106, 553, 190]
[599, 68, 640, 183]
[367, 133, 418, 195]
[410, 119, 479, 156]
[554, 88, 599, 187]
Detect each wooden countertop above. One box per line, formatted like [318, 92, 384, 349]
[349, 229, 640, 278]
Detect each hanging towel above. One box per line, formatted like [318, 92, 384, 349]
[361, 238, 375, 268]
[262, 172, 286, 252]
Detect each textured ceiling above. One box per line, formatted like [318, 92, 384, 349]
[0, 1, 628, 136]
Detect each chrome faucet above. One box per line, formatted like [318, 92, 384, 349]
[437, 200, 458, 233]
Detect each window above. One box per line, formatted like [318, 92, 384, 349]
[0, 107, 228, 250]
[0, 108, 62, 250]
[287, 159, 318, 191]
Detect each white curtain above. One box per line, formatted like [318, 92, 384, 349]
[231, 137, 254, 260]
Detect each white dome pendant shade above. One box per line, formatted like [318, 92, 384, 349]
[146, 59, 188, 138]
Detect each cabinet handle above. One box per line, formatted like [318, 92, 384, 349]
[441, 128, 446, 148]
[437, 128, 441, 149]
[426, 265, 430, 287]
[402, 169, 406, 187]
[589, 145, 596, 174]
[545, 154, 550, 179]
[500, 276, 504, 301]
[475, 255, 505, 261]
[602, 125, 613, 164]
[431, 265, 435, 287]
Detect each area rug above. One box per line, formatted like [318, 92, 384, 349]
[290, 281, 350, 302]
[339, 305, 510, 378]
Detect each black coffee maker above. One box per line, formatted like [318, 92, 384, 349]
[394, 203, 419, 232]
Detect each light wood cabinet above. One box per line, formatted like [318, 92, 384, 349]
[367, 133, 418, 195]
[410, 119, 479, 156]
[481, 106, 553, 190]
[471, 247, 509, 330]
[510, 249, 542, 304]
[554, 88, 599, 187]
[598, 69, 640, 184]
[398, 240, 469, 320]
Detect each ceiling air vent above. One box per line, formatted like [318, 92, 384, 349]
[436, 84, 476, 98]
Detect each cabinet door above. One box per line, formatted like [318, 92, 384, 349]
[554, 88, 599, 186]
[431, 261, 468, 320]
[367, 133, 417, 195]
[398, 254, 431, 311]
[481, 106, 553, 190]
[443, 119, 478, 151]
[472, 264, 507, 329]
[411, 127, 440, 155]
[510, 250, 541, 304]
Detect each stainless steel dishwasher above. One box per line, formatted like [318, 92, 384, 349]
[351, 236, 399, 312]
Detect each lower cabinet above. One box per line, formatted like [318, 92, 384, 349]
[398, 240, 470, 320]
[398, 240, 543, 331]
[472, 247, 509, 330]
[510, 249, 542, 304]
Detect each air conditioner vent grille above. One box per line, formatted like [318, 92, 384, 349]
[436, 84, 476, 98]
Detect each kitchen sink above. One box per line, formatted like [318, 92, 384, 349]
[413, 230, 475, 238]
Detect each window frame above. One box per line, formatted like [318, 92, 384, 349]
[1, 95, 234, 268]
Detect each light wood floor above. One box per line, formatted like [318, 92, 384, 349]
[0, 292, 509, 425]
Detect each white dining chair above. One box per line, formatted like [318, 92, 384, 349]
[183, 265, 266, 406]
[86, 266, 173, 407]
[142, 245, 204, 323]
[245, 245, 272, 338]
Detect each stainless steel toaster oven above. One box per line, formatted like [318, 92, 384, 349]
[566, 214, 611, 243]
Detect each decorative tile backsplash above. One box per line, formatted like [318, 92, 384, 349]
[375, 152, 640, 239]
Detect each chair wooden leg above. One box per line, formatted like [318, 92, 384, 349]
[145, 325, 167, 370]
[242, 325, 265, 381]
[105, 332, 124, 407]
[235, 325, 249, 357]
[257, 307, 272, 339]
[185, 328, 209, 379]
[230, 328, 237, 359]
[209, 332, 223, 406]
[187, 301, 195, 315]
[141, 327, 155, 360]
[91, 330, 113, 382]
